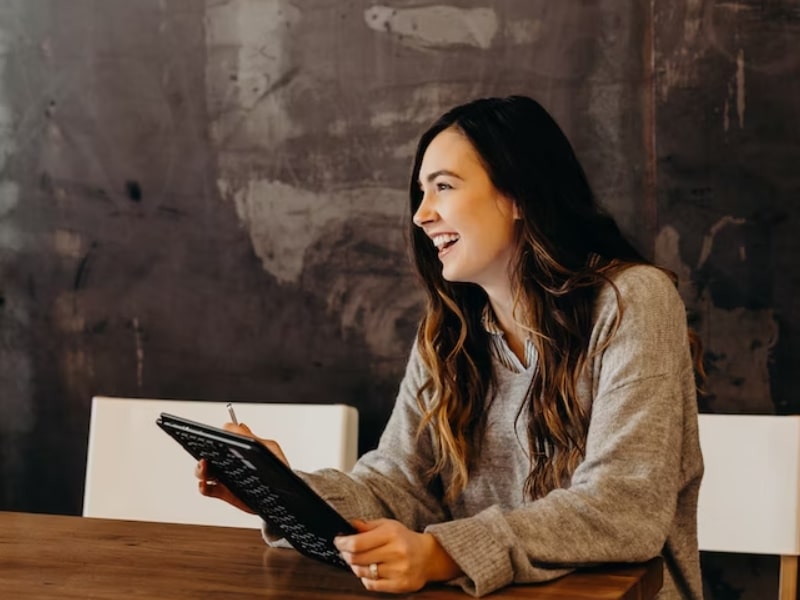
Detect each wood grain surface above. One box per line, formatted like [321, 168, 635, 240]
[0, 511, 662, 599]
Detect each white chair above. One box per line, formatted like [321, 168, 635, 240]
[82, 396, 359, 529]
[697, 414, 800, 600]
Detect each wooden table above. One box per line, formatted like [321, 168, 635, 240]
[0, 512, 662, 599]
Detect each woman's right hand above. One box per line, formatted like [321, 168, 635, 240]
[193, 422, 291, 514]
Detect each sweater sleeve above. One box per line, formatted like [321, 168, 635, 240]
[263, 341, 449, 545]
[425, 267, 696, 597]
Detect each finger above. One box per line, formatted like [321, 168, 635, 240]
[360, 575, 412, 594]
[219, 423, 289, 465]
[261, 440, 289, 465]
[199, 479, 234, 502]
[339, 543, 382, 563]
[334, 521, 392, 554]
[351, 563, 383, 580]
[222, 422, 253, 436]
[198, 478, 220, 497]
[344, 548, 386, 570]
[351, 518, 381, 533]
[195, 459, 217, 483]
[360, 576, 387, 592]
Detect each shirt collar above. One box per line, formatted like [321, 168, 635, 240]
[481, 303, 506, 336]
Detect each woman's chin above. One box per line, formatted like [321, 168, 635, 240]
[440, 267, 467, 284]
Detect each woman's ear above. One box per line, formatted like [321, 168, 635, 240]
[513, 203, 523, 221]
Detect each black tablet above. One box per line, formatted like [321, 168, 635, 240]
[155, 412, 356, 569]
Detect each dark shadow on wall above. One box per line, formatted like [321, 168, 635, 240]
[701, 552, 778, 600]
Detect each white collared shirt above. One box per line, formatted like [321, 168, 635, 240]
[481, 304, 536, 373]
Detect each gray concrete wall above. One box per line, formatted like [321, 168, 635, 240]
[0, 1, 797, 598]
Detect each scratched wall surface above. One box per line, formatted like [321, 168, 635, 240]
[0, 0, 650, 513]
[652, 1, 800, 598]
[653, 0, 799, 419]
[0, 1, 796, 598]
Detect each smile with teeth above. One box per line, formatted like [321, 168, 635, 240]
[432, 233, 460, 254]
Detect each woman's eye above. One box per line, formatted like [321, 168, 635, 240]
[436, 182, 452, 191]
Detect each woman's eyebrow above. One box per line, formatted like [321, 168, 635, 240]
[418, 169, 463, 187]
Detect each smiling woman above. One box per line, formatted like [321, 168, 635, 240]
[194, 96, 705, 600]
[414, 129, 520, 299]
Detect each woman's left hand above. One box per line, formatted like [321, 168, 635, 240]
[333, 518, 462, 593]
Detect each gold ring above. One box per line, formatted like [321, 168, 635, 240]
[369, 562, 379, 580]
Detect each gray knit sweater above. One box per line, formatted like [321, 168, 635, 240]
[269, 265, 704, 599]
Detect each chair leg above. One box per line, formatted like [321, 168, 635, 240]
[778, 555, 797, 600]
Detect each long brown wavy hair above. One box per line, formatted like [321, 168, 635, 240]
[408, 96, 704, 502]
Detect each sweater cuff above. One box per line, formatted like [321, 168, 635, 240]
[425, 513, 513, 597]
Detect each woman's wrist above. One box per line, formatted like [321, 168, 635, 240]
[422, 533, 462, 582]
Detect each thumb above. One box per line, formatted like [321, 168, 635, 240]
[351, 518, 381, 533]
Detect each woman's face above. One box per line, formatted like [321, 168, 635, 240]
[413, 127, 519, 293]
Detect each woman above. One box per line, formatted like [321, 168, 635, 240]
[196, 95, 704, 599]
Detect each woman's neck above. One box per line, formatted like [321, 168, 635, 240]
[487, 291, 529, 365]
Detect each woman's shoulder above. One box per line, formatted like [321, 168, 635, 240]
[595, 263, 687, 323]
[609, 262, 676, 290]
[404, 336, 431, 384]
[601, 263, 680, 300]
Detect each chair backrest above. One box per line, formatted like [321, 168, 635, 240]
[82, 396, 359, 529]
[697, 413, 800, 555]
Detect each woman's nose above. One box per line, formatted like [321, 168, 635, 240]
[413, 192, 437, 227]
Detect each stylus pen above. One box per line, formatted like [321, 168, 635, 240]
[226, 402, 239, 425]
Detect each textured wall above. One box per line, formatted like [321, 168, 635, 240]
[0, 1, 797, 598]
[653, 0, 799, 417]
[652, 1, 800, 598]
[0, 0, 650, 511]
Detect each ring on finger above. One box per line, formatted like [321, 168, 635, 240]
[369, 562, 379, 580]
